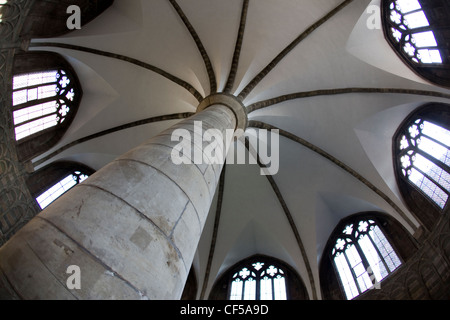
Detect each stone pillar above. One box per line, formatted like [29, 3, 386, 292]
[0, 99, 245, 299]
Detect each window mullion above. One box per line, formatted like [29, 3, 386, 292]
[405, 8, 424, 15]
[421, 132, 450, 151]
[353, 237, 372, 272]
[343, 247, 362, 295]
[411, 163, 450, 196]
[255, 273, 260, 301]
[12, 96, 60, 111]
[271, 277, 275, 301]
[13, 81, 58, 92]
[415, 148, 450, 173]
[241, 279, 246, 301]
[15, 111, 58, 127]
[366, 230, 390, 275]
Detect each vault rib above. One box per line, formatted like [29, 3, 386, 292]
[28, 42, 204, 102]
[32, 112, 194, 167]
[224, 0, 250, 94]
[237, 0, 354, 101]
[247, 120, 418, 232]
[168, 0, 217, 94]
[247, 87, 450, 113]
[199, 165, 227, 300]
[244, 137, 318, 300]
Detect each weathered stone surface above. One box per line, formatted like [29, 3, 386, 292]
[0, 104, 236, 299]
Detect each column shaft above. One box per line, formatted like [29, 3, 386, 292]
[0, 105, 236, 299]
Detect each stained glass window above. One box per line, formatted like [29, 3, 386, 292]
[12, 69, 77, 141]
[332, 219, 402, 300]
[36, 171, 89, 209]
[398, 118, 450, 209]
[229, 260, 288, 300]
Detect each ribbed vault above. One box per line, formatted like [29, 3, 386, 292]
[13, 0, 450, 299]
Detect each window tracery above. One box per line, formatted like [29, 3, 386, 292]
[229, 261, 287, 300]
[382, 0, 450, 87]
[332, 218, 402, 300]
[387, 0, 442, 64]
[12, 69, 77, 141]
[398, 118, 450, 209]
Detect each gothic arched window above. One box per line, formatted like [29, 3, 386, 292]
[331, 218, 402, 300]
[12, 69, 77, 141]
[208, 255, 309, 300]
[320, 213, 417, 300]
[36, 170, 89, 209]
[12, 52, 82, 162]
[26, 161, 94, 211]
[229, 260, 287, 300]
[394, 103, 450, 229]
[398, 118, 450, 209]
[382, 0, 450, 87]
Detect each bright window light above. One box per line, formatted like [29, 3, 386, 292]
[389, 1, 443, 65]
[418, 49, 443, 64]
[404, 11, 429, 29]
[333, 219, 402, 300]
[0, 0, 8, 23]
[399, 119, 450, 209]
[229, 261, 288, 300]
[412, 31, 438, 48]
[36, 172, 89, 209]
[396, 0, 421, 14]
[12, 70, 74, 141]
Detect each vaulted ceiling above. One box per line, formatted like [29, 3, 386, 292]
[27, 0, 450, 299]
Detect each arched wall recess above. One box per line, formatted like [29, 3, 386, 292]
[346, 0, 433, 86]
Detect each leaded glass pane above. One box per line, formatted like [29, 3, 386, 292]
[395, 0, 421, 13]
[36, 172, 90, 209]
[260, 277, 272, 300]
[243, 278, 256, 300]
[273, 275, 287, 300]
[414, 153, 450, 192]
[13, 102, 58, 126]
[409, 168, 448, 208]
[333, 219, 403, 299]
[334, 253, 359, 300]
[358, 234, 388, 282]
[422, 121, 450, 148]
[13, 70, 58, 90]
[230, 279, 243, 300]
[15, 114, 58, 141]
[403, 11, 429, 29]
[12, 70, 74, 141]
[388, 1, 443, 64]
[370, 226, 402, 272]
[418, 136, 450, 167]
[401, 119, 450, 208]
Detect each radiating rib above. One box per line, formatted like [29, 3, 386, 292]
[199, 165, 227, 300]
[237, 0, 354, 101]
[247, 87, 450, 113]
[244, 137, 318, 300]
[224, 0, 250, 94]
[33, 112, 194, 167]
[248, 120, 418, 231]
[168, 0, 217, 94]
[29, 42, 204, 102]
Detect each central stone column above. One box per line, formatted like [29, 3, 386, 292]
[0, 96, 247, 300]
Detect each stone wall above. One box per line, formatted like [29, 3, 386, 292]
[0, 0, 40, 247]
